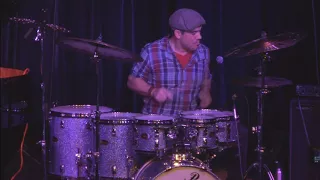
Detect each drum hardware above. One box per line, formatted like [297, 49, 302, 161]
[232, 93, 244, 179]
[242, 52, 276, 180]
[9, 12, 71, 180]
[47, 105, 112, 179]
[224, 31, 306, 179]
[56, 35, 142, 179]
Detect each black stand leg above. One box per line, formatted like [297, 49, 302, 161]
[243, 52, 274, 180]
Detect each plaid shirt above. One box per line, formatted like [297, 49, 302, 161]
[131, 36, 211, 116]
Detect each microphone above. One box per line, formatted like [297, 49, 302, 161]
[216, 56, 224, 64]
[232, 94, 238, 120]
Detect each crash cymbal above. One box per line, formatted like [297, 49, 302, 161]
[9, 17, 70, 33]
[58, 37, 143, 62]
[0, 67, 29, 79]
[224, 32, 306, 58]
[234, 76, 293, 88]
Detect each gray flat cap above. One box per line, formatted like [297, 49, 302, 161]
[169, 8, 206, 31]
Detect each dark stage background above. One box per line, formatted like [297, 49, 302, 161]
[1, 0, 319, 179]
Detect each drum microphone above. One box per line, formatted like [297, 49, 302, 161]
[232, 94, 238, 118]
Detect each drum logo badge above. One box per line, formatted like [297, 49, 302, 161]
[188, 172, 200, 180]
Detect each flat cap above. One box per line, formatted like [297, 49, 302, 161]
[169, 8, 206, 31]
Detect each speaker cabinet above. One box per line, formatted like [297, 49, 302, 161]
[289, 98, 320, 180]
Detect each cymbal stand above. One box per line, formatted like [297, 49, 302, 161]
[91, 41, 102, 180]
[243, 53, 274, 180]
[33, 8, 49, 180]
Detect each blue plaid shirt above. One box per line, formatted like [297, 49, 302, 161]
[131, 36, 211, 116]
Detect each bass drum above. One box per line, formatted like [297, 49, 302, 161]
[134, 155, 220, 180]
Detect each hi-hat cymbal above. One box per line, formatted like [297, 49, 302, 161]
[9, 17, 70, 33]
[224, 32, 306, 58]
[234, 76, 293, 88]
[58, 37, 143, 62]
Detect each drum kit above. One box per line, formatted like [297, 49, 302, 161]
[4, 15, 305, 180]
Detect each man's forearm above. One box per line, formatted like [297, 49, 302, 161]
[201, 78, 211, 93]
[127, 75, 153, 97]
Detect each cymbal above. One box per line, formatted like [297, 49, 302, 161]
[234, 76, 293, 88]
[9, 17, 70, 33]
[224, 32, 306, 57]
[58, 37, 143, 62]
[0, 67, 29, 79]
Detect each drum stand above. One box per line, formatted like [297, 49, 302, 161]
[91, 37, 103, 180]
[32, 8, 49, 180]
[243, 53, 274, 180]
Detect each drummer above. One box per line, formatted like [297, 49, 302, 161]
[127, 8, 212, 116]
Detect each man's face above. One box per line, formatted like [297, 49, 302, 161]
[177, 26, 202, 52]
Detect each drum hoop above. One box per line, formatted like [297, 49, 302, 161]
[181, 109, 234, 117]
[215, 116, 232, 122]
[99, 119, 135, 125]
[135, 114, 175, 125]
[99, 112, 140, 124]
[49, 105, 112, 118]
[179, 115, 216, 124]
[135, 119, 173, 125]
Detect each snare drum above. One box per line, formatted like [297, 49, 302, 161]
[134, 154, 220, 180]
[99, 112, 141, 179]
[178, 114, 218, 151]
[134, 114, 176, 154]
[47, 105, 112, 178]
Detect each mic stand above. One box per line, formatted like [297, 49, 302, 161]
[243, 53, 274, 180]
[34, 8, 48, 180]
[232, 94, 244, 179]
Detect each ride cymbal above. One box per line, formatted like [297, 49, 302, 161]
[224, 32, 306, 58]
[58, 37, 143, 62]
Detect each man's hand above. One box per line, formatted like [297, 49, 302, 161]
[151, 87, 173, 103]
[199, 90, 212, 108]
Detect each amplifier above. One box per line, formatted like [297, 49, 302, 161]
[289, 97, 320, 180]
[296, 84, 320, 97]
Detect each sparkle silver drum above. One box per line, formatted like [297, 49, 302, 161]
[98, 112, 141, 179]
[214, 110, 238, 145]
[181, 109, 239, 145]
[134, 154, 220, 180]
[178, 113, 218, 152]
[47, 105, 112, 179]
[134, 114, 176, 156]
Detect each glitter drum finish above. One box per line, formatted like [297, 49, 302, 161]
[47, 105, 113, 178]
[180, 109, 238, 147]
[98, 112, 142, 179]
[134, 114, 176, 156]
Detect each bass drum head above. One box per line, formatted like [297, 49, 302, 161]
[134, 155, 220, 180]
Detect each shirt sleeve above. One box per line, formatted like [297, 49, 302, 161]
[131, 45, 151, 82]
